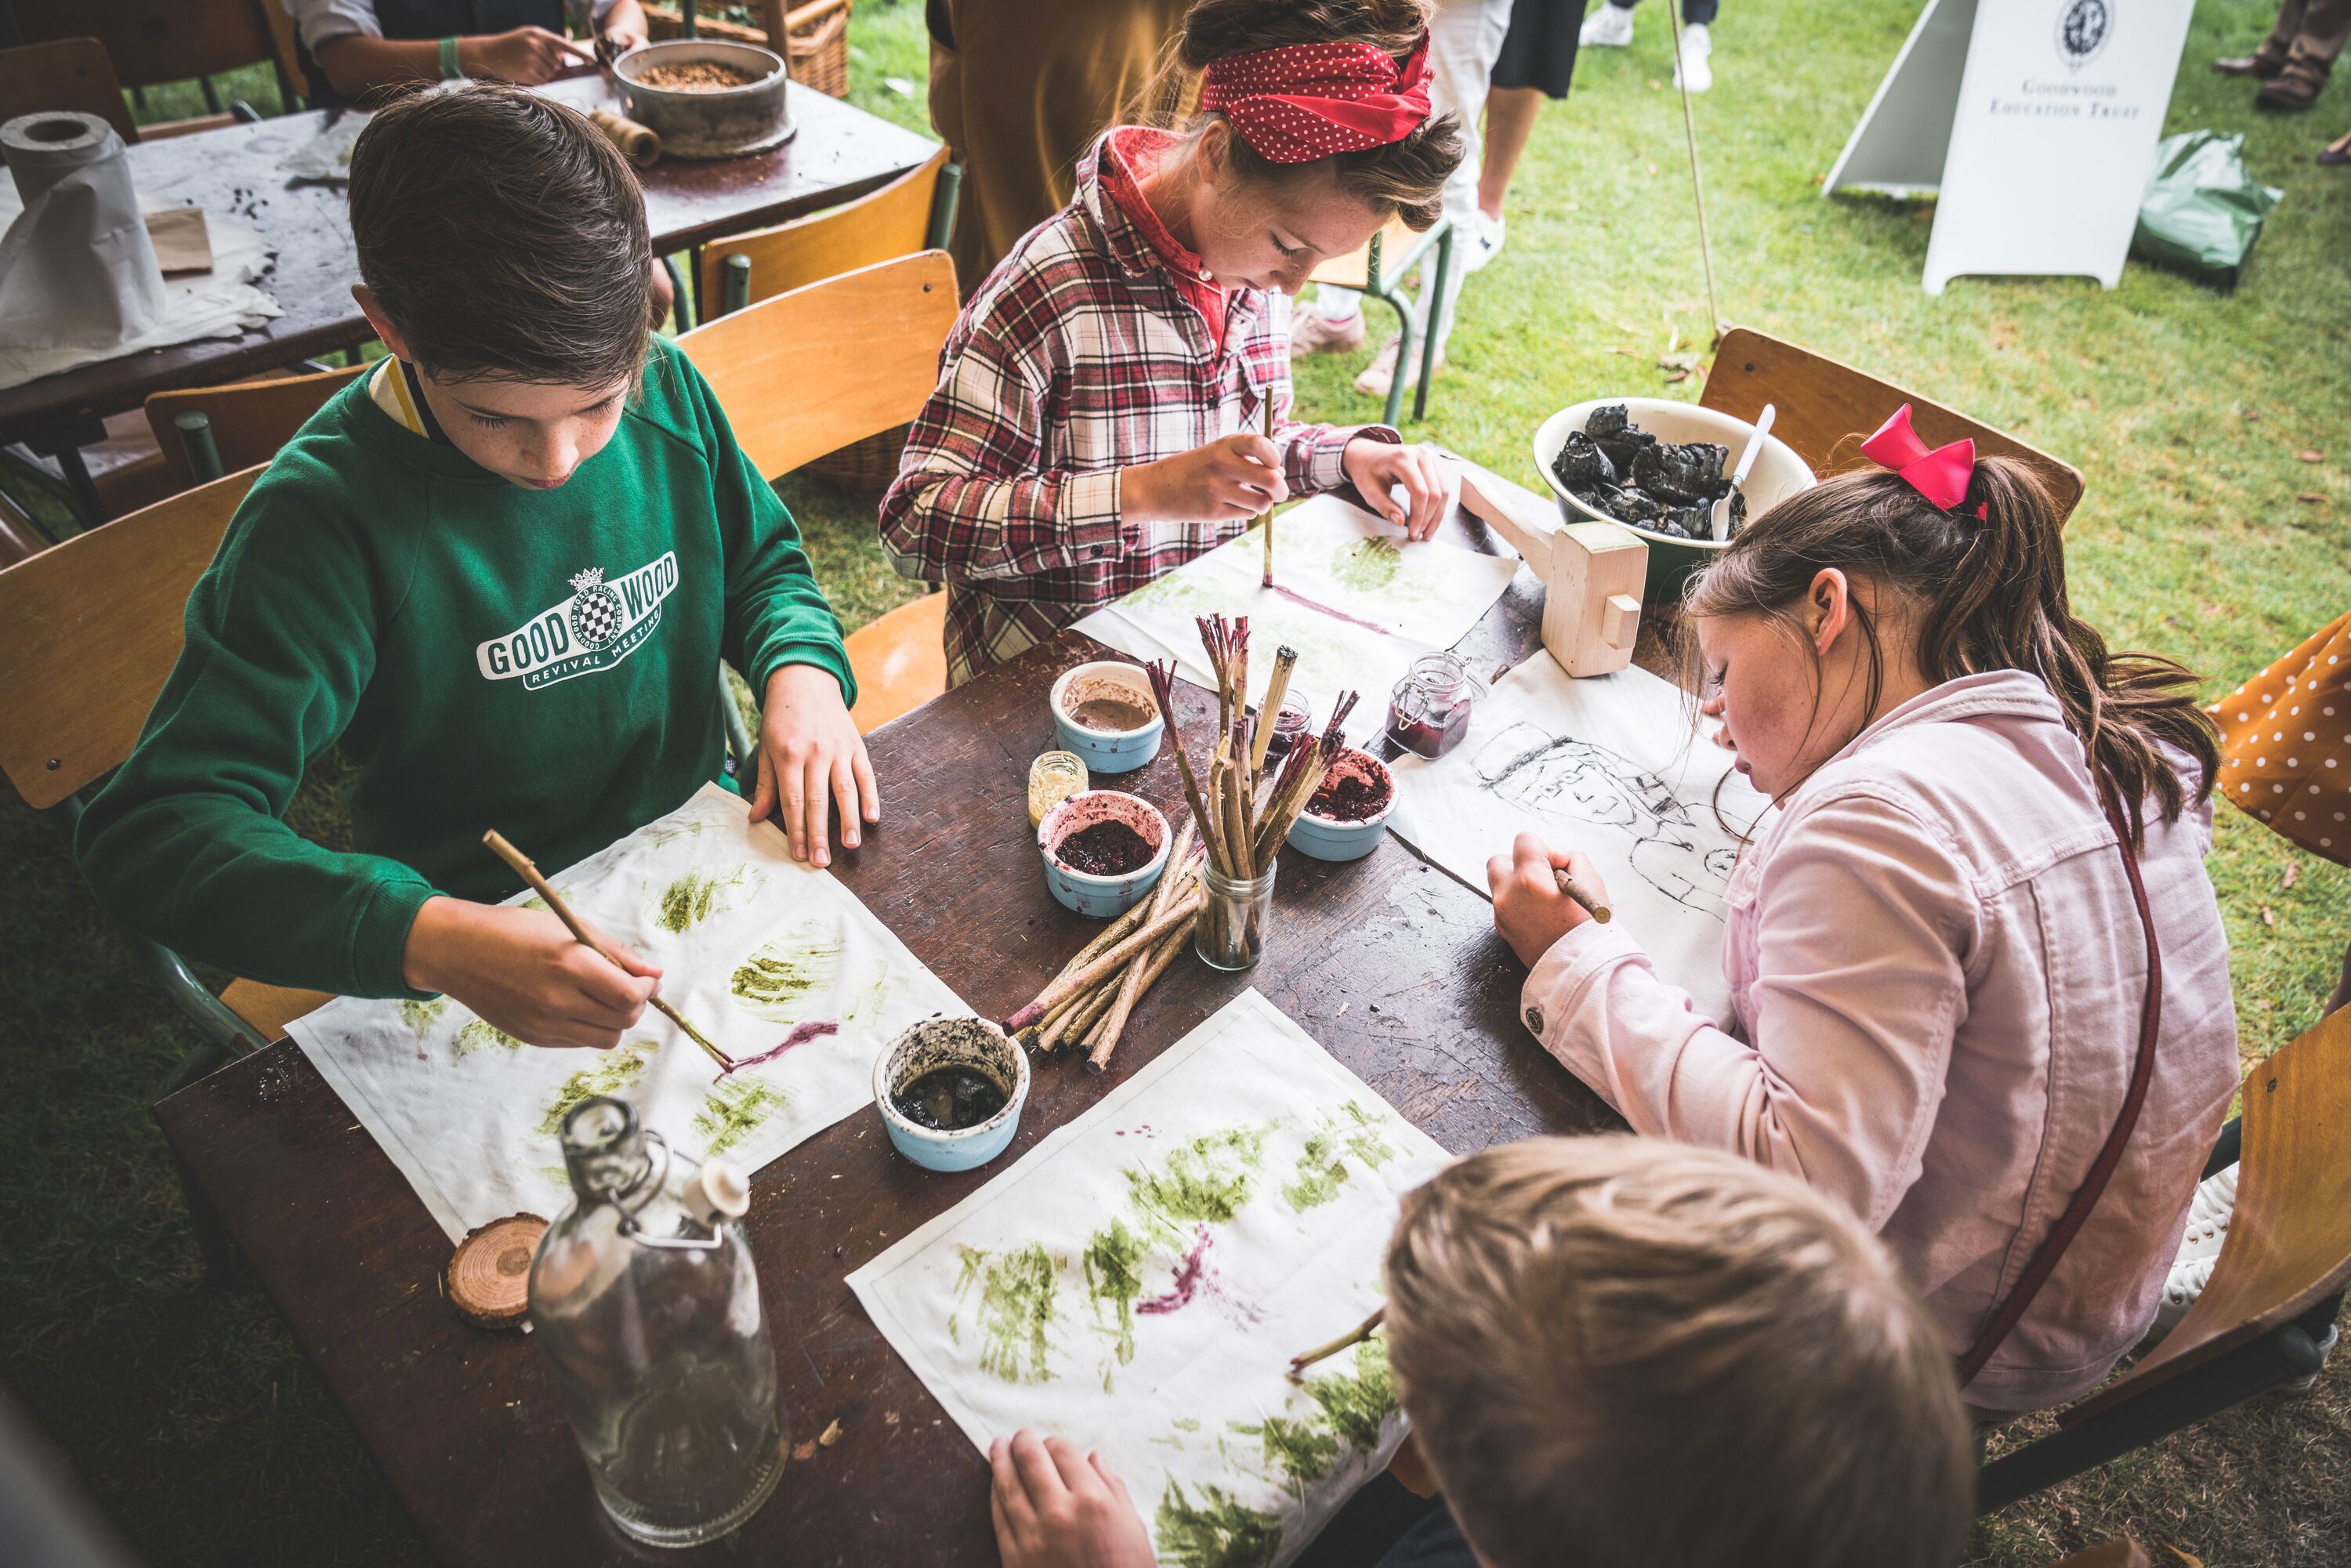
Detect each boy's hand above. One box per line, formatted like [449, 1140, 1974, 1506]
[402, 897, 660, 1049]
[461, 26, 592, 84]
[1487, 831, 1610, 968]
[1342, 437, 1450, 541]
[990, 1432, 1155, 1568]
[1123, 433, 1287, 525]
[748, 663, 878, 868]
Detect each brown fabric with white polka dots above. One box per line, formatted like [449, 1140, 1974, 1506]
[1197, 35, 1435, 164]
[2212, 610, 2351, 865]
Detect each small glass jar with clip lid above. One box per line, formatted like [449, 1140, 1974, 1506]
[1385, 651, 1483, 760]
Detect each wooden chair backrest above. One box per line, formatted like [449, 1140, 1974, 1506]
[0, 467, 261, 810]
[2060, 1001, 2351, 1426]
[678, 249, 958, 480]
[259, 0, 314, 103]
[145, 363, 368, 490]
[1309, 217, 1418, 294]
[0, 38, 139, 143]
[1701, 328, 2085, 526]
[11, 0, 278, 88]
[698, 145, 953, 311]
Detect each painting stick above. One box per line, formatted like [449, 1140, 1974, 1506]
[1288, 1302, 1385, 1380]
[1259, 400, 1277, 588]
[1554, 871, 1613, 924]
[482, 829, 735, 1070]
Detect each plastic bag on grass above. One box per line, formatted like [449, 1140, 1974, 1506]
[2132, 131, 2283, 289]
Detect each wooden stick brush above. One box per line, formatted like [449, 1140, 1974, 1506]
[1288, 1303, 1385, 1380]
[1259, 400, 1277, 588]
[1555, 871, 1612, 923]
[482, 830, 734, 1070]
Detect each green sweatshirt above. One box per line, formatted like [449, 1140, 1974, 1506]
[78, 338, 853, 999]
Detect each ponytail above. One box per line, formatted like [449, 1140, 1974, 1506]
[1683, 457, 2219, 846]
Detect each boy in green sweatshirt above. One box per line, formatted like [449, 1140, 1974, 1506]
[78, 85, 875, 1051]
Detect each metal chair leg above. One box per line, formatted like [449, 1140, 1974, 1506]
[1413, 224, 1455, 424]
[1378, 292, 1415, 431]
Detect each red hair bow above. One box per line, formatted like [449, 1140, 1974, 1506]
[1860, 404, 1976, 512]
[1198, 36, 1435, 165]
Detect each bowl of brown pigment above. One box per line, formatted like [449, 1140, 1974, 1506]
[612, 39, 792, 158]
[1049, 660, 1163, 775]
[1284, 748, 1395, 862]
[1038, 790, 1171, 918]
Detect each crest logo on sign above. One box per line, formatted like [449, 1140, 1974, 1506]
[2057, 0, 2112, 70]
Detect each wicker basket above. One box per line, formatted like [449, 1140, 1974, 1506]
[803, 423, 910, 493]
[640, 0, 850, 98]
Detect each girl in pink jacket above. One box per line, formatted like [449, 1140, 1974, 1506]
[1490, 415, 2241, 1416]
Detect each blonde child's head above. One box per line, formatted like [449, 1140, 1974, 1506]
[1383, 1136, 1973, 1568]
[1140, 0, 1465, 296]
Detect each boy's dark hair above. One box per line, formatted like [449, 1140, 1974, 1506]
[1159, 0, 1465, 230]
[1384, 1137, 1975, 1568]
[347, 85, 655, 387]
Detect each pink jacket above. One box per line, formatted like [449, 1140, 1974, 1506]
[1521, 671, 2239, 1413]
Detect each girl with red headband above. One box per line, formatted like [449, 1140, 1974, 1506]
[1487, 412, 2241, 1418]
[880, 0, 1465, 684]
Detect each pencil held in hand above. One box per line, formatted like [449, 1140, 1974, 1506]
[1555, 870, 1612, 923]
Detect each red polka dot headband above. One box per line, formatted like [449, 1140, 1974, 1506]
[1197, 35, 1435, 165]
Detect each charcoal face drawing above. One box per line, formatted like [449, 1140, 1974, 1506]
[1471, 722, 1741, 918]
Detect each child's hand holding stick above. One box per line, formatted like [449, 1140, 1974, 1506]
[481, 830, 734, 1070]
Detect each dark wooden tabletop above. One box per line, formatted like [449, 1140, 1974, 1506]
[155, 495, 1657, 1566]
[0, 79, 936, 447]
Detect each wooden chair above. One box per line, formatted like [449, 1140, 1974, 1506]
[145, 362, 369, 490]
[1701, 328, 2085, 525]
[1308, 215, 1456, 429]
[0, 38, 139, 142]
[699, 146, 962, 317]
[2049, 1543, 2151, 1568]
[8, 0, 292, 122]
[679, 250, 961, 730]
[1977, 1001, 2351, 1512]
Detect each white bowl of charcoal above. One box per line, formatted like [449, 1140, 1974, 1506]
[1534, 399, 1815, 597]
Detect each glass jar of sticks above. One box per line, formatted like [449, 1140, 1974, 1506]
[1195, 859, 1277, 971]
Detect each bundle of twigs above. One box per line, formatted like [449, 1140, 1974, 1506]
[1003, 818, 1204, 1070]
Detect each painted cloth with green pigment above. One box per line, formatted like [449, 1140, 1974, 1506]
[78, 338, 853, 998]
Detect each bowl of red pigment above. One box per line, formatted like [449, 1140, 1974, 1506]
[1049, 661, 1163, 775]
[1284, 748, 1395, 863]
[1038, 790, 1171, 918]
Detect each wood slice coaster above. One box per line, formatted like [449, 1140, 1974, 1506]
[445, 1213, 548, 1330]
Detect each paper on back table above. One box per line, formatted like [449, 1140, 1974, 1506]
[288, 783, 965, 1242]
[1072, 493, 1521, 743]
[849, 989, 1451, 1568]
[1386, 656, 1774, 1027]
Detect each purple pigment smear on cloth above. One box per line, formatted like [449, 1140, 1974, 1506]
[1135, 1225, 1264, 1324]
[715, 1019, 838, 1078]
[1266, 582, 1392, 636]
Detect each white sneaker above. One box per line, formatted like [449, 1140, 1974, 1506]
[2146, 1162, 2239, 1343]
[1674, 22, 1713, 92]
[1580, 3, 1634, 48]
[1353, 333, 1444, 399]
[1459, 211, 1505, 274]
[1290, 303, 1366, 356]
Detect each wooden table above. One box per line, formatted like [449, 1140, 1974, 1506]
[155, 494, 1646, 1565]
[0, 78, 937, 506]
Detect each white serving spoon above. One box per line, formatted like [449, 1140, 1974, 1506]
[1714, 403, 1775, 542]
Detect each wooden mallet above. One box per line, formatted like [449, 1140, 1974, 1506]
[482, 830, 734, 1071]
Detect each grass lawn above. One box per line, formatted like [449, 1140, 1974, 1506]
[2, 0, 2346, 1563]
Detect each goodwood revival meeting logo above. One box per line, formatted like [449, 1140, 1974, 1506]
[2056, 0, 2112, 71]
[476, 552, 679, 690]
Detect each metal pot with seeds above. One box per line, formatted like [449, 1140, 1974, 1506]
[612, 39, 793, 159]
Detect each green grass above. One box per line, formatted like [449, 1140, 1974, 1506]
[2, 1, 2347, 1563]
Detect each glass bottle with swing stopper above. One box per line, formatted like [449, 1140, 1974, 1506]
[529, 1095, 784, 1547]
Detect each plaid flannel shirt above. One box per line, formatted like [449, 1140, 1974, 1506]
[879, 132, 1398, 684]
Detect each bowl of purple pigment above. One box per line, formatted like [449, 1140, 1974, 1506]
[1038, 790, 1172, 918]
[1284, 748, 1395, 863]
[1049, 660, 1164, 775]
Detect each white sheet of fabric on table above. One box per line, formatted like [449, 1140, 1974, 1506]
[1071, 492, 1521, 745]
[1385, 655, 1775, 1027]
[287, 783, 966, 1242]
[849, 988, 1450, 1568]
[0, 186, 280, 392]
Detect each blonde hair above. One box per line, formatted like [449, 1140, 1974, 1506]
[1383, 1138, 1973, 1568]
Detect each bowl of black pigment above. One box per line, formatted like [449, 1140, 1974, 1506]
[874, 1016, 1029, 1172]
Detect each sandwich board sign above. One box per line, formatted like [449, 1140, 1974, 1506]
[1825, 0, 2194, 294]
